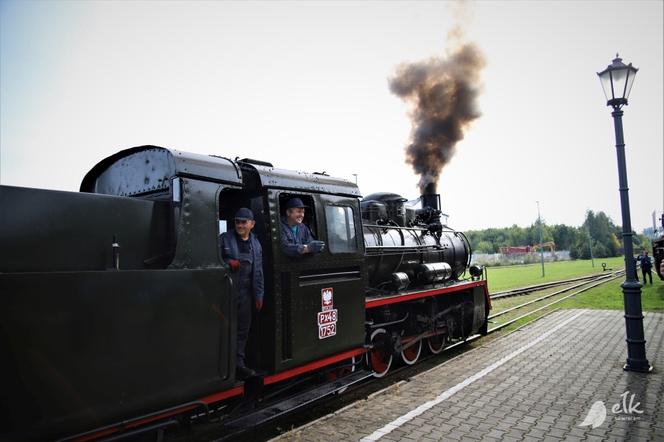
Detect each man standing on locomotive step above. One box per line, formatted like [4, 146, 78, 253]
[280, 197, 325, 257]
[220, 208, 264, 380]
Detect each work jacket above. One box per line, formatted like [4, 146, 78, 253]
[280, 218, 315, 257]
[640, 256, 652, 270]
[220, 231, 265, 301]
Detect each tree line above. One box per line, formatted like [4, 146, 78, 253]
[465, 210, 651, 259]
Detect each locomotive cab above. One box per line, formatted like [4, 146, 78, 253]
[78, 146, 369, 377]
[232, 161, 367, 374]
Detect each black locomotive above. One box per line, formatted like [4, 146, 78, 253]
[0, 145, 490, 440]
[654, 214, 664, 281]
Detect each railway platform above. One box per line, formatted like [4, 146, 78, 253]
[273, 309, 664, 441]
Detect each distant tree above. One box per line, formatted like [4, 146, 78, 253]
[465, 231, 484, 252]
[631, 233, 651, 255]
[484, 228, 507, 250]
[466, 209, 637, 262]
[570, 246, 580, 260]
[507, 224, 528, 247]
[551, 224, 579, 251]
[571, 210, 621, 258]
[475, 240, 495, 254]
[527, 218, 553, 245]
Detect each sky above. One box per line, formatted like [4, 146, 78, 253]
[1, 0, 662, 232]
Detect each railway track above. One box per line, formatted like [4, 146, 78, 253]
[487, 269, 624, 333]
[490, 271, 619, 300]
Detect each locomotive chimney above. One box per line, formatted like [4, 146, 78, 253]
[421, 183, 440, 211]
[418, 183, 443, 239]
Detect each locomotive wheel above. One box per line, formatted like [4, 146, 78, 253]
[368, 328, 393, 378]
[427, 333, 447, 355]
[400, 337, 422, 365]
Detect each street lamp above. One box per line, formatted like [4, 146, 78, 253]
[598, 54, 637, 108]
[597, 54, 651, 372]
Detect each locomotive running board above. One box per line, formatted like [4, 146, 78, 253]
[213, 369, 372, 440]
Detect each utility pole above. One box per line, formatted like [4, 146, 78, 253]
[587, 227, 595, 267]
[537, 201, 545, 277]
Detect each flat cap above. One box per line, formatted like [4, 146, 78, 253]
[284, 198, 308, 210]
[234, 207, 254, 220]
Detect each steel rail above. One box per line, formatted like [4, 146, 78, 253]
[488, 272, 620, 320]
[487, 271, 624, 334]
[490, 271, 619, 299]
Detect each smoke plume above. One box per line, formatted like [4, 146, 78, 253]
[389, 24, 486, 194]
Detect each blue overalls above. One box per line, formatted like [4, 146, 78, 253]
[220, 231, 264, 368]
[236, 238, 253, 367]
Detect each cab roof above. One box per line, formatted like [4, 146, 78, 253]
[80, 145, 243, 196]
[242, 162, 360, 197]
[81, 145, 360, 198]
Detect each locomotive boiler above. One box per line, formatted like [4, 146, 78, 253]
[0, 145, 489, 441]
[361, 192, 470, 290]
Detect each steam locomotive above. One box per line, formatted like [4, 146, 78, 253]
[654, 214, 664, 281]
[0, 145, 490, 440]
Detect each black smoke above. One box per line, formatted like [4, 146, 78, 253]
[389, 41, 486, 194]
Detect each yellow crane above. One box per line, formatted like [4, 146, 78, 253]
[532, 241, 556, 253]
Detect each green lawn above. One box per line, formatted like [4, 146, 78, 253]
[485, 256, 626, 292]
[481, 257, 664, 337]
[484, 277, 664, 338]
[556, 277, 664, 312]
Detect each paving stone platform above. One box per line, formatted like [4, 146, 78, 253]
[273, 309, 664, 441]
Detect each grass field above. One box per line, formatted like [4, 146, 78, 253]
[556, 277, 664, 312]
[484, 257, 664, 336]
[485, 256, 626, 292]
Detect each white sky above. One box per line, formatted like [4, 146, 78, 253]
[1, 0, 662, 231]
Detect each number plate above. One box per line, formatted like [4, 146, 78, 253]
[318, 323, 337, 339]
[317, 309, 338, 326]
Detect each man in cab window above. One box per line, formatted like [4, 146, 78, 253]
[280, 197, 325, 257]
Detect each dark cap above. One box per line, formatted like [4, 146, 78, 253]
[285, 198, 308, 210]
[234, 207, 254, 221]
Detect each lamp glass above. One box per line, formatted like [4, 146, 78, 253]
[610, 67, 629, 100]
[624, 68, 636, 100]
[599, 70, 614, 101]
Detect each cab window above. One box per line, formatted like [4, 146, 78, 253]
[325, 206, 357, 254]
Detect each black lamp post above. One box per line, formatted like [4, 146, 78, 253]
[597, 54, 651, 372]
